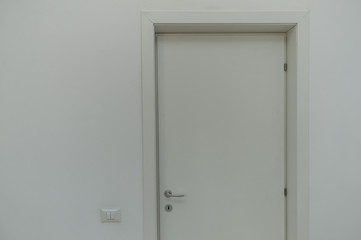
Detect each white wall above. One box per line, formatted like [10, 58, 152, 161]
[0, 0, 360, 239]
[0, 1, 142, 239]
[309, 0, 361, 239]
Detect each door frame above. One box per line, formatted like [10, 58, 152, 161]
[141, 11, 309, 240]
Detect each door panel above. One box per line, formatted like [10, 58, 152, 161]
[157, 34, 286, 240]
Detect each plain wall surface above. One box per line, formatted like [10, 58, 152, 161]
[309, 0, 361, 239]
[0, 0, 360, 239]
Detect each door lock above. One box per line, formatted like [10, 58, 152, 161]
[165, 204, 173, 212]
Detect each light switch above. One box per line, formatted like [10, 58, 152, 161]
[100, 209, 121, 223]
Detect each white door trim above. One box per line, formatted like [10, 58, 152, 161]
[141, 11, 309, 240]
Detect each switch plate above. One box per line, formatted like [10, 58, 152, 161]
[100, 209, 121, 223]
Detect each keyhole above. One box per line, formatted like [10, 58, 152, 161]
[165, 204, 173, 212]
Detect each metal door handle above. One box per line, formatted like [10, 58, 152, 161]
[164, 190, 185, 198]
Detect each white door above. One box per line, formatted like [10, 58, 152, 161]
[157, 34, 286, 240]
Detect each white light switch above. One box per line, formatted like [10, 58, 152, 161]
[100, 209, 121, 223]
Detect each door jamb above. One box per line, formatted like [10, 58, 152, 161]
[141, 11, 309, 240]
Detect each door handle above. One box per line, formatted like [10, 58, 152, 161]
[164, 190, 185, 198]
